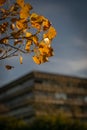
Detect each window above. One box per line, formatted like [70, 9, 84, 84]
[35, 78, 43, 83]
[5, 79, 34, 96]
[55, 93, 67, 100]
[84, 96, 87, 102]
[66, 81, 73, 87]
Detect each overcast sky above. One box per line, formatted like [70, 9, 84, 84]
[0, 0, 87, 87]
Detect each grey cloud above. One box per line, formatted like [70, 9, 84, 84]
[77, 68, 87, 78]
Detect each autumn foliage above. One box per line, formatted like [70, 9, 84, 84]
[0, 0, 56, 68]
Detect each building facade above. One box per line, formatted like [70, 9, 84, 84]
[0, 71, 87, 122]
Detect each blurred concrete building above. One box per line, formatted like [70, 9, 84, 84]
[0, 71, 87, 122]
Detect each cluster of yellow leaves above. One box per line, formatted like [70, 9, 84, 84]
[0, 0, 57, 68]
[33, 55, 48, 65]
[16, 0, 32, 20]
[16, 19, 27, 30]
[30, 13, 51, 31]
[32, 39, 54, 64]
[24, 11, 56, 65]
[30, 13, 44, 30]
[43, 26, 57, 40]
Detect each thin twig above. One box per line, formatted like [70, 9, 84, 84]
[4, 44, 27, 53]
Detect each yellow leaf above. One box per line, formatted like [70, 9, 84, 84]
[39, 55, 48, 63]
[0, 8, 6, 13]
[30, 13, 43, 23]
[5, 65, 14, 70]
[20, 10, 28, 19]
[30, 13, 44, 30]
[33, 54, 48, 64]
[32, 56, 41, 64]
[32, 36, 38, 45]
[16, 0, 24, 7]
[26, 32, 32, 37]
[31, 22, 41, 30]
[25, 40, 32, 52]
[0, 0, 6, 6]
[39, 41, 54, 57]
[0, 37, 8, 44]
[20, 4, 32, 19]
[39, 46, 47, 56]
[23, 3, 32, 11]
[39, 41, 46, 47]
[30, 13, 39, 21]
[0, 22, 8, 33]
[43, 18, 51, 30]
[20, 55, 23, 64]
[16, 19, 27, 29]
[10, 23, 15, 30]
[43, 26, 57, 40]
[44, 38, 51, 45]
